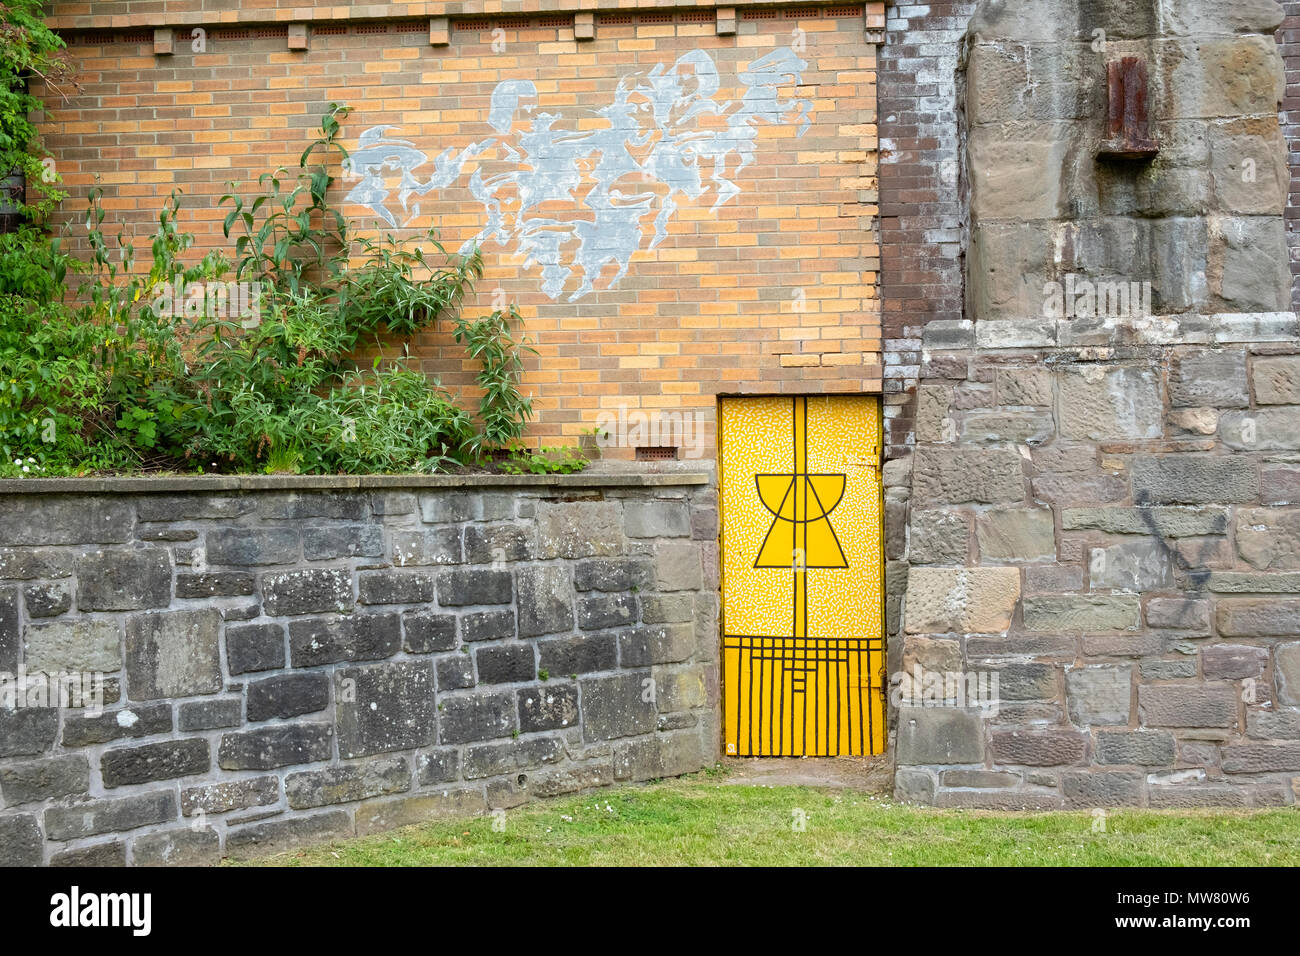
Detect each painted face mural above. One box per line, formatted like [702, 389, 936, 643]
[343, 48, 813, 302]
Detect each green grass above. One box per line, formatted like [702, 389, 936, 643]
[236, 772, 1300, 867]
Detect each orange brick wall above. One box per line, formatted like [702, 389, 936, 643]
[38, 4, 882, 458]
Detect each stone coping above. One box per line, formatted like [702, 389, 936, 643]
[0, 470, 711, 495]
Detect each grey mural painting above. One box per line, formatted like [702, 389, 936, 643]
[343, 48, 813, 301]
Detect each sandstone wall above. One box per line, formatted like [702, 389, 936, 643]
[0, 473, 717, 864]
[892, 0, 1300, 809]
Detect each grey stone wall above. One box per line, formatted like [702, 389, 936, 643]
[892, 0, 1300, 809]
[0, 472, 718, 865]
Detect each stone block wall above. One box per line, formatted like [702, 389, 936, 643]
[0, 472, 718, 865]
[891, 0, 1300, 809]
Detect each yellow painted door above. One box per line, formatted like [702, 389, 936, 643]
[719, 395, 885, 756]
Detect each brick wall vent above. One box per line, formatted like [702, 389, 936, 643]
[639, 12, 675, 23]
[825, 5, 863, 17]
[679, 10, 715, 22]
[537, 16, 572, 27]
[635, 446, 680, 461]
[249, 27, 289, 38]
[395, 21, 429, 33]
[352, 23, 389, 35]
[498, 16, 533, 28]
[118, 30, 152, 43]
[210, 28, 248, 40]
[742, 9, 780, 19]
[597, 13, 635, 24]
[315, 25, 347, 36]
[454, 20, 487, 31]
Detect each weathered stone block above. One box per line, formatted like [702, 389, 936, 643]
[101, 739, 210, 787]
[1139, 684, 1237, 728]
[1217, 601, 1300, 637]
[516, 565, 574, 637]
[518, 684, 579, 732]
[1062, 506, 1227, 537]
[415, 748, 460, 786]
[285, 756, 411, 809]
[0, 813, 43, 865]
[1065, 665, 1132, 726]
[288, 613, 400, 666]
[1096, 730, 1177, 767]
[61, 702, 171, 748]
[246, 672, 330, 722]
[24, 619, 121, 674]
[905, 567, 1021, 634]
[1236, 508, 1300, 570]
[1221, 744, 1300, 773]
[578, 592, 637, 630]
[304, 525, 383, 561]
[175, 572, 255, 598]
[419, 492, 480, 524]
[1220, 408, 1300, 452]
[181, 776, 279, 816]
[1031, 445, 1126, 504]
[336, 660, 435, 758]
[475, 643, 535, 684]
[133, 827, 221, 866]
[226, 622, 285, 674]
[1131, 455, 1258, 504]
[77, 548, 171, 611]
[896, 707, 984, 765]
[1023, 595, 1140, 632]
[1146, 597, 1211, 632]
[23, 581, 71, 617]
[1277, 642, 1300, 706]
[1058, 366, 1163, 440]
[217, 723, 333, 770]
[206, 528, 299, 566]
[437, 691, 515, 744]
[354, 790, 485, 836]
[0, 497, 130, 545]
[1090, 540, 1175, 592]
[1253, 355, 1300, 406]
[463, 736, 563, 779]
[262, 568, 352, 616]
[358, 571, 437, 605]
[44, 790, 176, 840]
[574, 558, 653, 592]
[391, 528, 461, 566]
[1203, 644, 1268, 680]
[178, 697, 242, 732]
[624, 499, 691, 538]
[402, 611, 457, 653]
[654, 541, 702, 591]
[580, 672, 657, 741]
[976, 508, 1055, 562]
[464, 524, 532, 564]
[125, 609, 222, 699]
[619, 623, 695, 667]
[226, 810, 352, 857]
[536, 500, 622, 559]
[913, 447, 1025, 504]
[1062, 770, 1145, 808]
[437, 568, 512, 606]
[436, 654, 474, 691]
[1170, 349, 1249, 408]
[536, 633, 618, 675]
[990, 728, 1087, 766]
[0, 754, 89, 805]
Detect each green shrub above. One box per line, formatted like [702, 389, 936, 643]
[0, 98, 562, 476]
